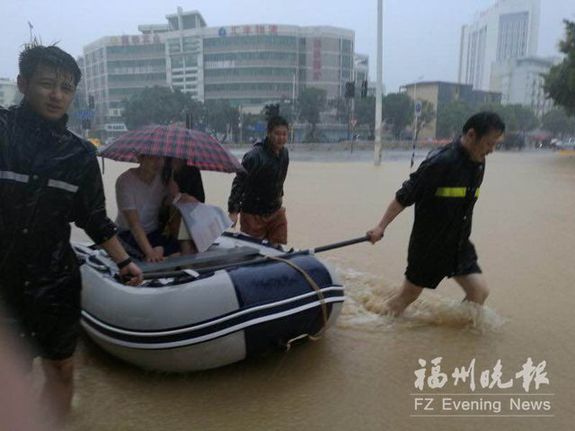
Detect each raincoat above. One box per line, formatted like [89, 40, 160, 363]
[0, 104, 117, 314]
[396, 139, 485, 278]
[228, 138, 289, 215]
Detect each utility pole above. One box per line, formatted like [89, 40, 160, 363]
[291, 71, 296, 144]
[345, 81, 355, 141]
[410, 76, 424, 169]
[374, 0, 384, 165]
[239, 105, 243, 144]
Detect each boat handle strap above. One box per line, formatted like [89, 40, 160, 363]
[266, 255, 328, 340]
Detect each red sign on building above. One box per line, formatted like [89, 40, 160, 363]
[313, 38, 322, 80]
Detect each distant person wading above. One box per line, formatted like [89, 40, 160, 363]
[228, 116, 290, 245]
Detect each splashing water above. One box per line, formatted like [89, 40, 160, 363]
[403, 296, 507, 333]
[328, 261, 507, 334]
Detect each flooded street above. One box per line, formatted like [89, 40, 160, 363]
[67, 150, 575, 430]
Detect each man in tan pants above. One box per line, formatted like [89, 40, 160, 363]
[228, 116, 290, 245]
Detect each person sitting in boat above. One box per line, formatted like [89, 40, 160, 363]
[162, 159, 206, 255]
[116, 154, 180, 262]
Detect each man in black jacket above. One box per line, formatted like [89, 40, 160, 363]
[228, 116, 289, 244]
[367, 112, 505, 315]
[0, 45, 142, 422]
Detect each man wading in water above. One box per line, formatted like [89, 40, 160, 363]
[0, 44, 143, 424]
[367, 112, 505, 315]
[228, 115, 290, 245]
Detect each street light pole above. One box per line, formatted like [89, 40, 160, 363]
[239, 105, 243, 145]
[410, 75, 424, 169]
[291, 71, 296, 144]
[374, 0, 384, 165]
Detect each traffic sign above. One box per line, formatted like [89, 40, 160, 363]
[254, 121, 266, 133]
[415, 100, 423, 117]
[73, 109, 95, 120]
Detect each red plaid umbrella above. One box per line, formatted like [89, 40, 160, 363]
[99, 124, 244, 173]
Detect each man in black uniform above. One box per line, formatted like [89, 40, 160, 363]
[0, 45, 143, 422]
[367, 112, 505, 315]
[228, 115, 289, 245]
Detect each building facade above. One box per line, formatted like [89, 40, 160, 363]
[401, 81, 501, 139]
[458, 0, 540, 91]
[0, 78, 19, 107]
[82, 33, 168, 136]
[81, 8, 359, 139]
[490, 55, 560, 117]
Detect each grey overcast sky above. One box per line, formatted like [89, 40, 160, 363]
[1, 0, 573, 91]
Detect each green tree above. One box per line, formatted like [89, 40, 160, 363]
[240, 112, 264, 143]
[122, 86, 193, 130]
[436, 100, 474, 139]
[414, 100, 436, 141]
[502, 105, 538, 131]
[542, 107, 575, 137]
[330, 97, 350, 124]
[382, 92, 413, 139]
[354, 96, 376, 133]
[263, 103, 280, 121]
[329, 96, 373, 138]
[183, 99, 205, 130]
[544, 20, 575, 115]
[204, 100, 239, 143]
[298, 87, 326, 141]
[261, 100, 295, 124]
[479, 104, 538, 132]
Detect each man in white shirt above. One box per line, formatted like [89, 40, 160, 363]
[116, 155, 179, 262]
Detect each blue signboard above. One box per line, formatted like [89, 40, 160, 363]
[254, 121, 266, 133]
[73, 110, 95, 120]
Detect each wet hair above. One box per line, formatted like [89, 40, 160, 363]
[267, 115, 289, 133]
[462, 111, 505, 139]
[18, 44, 82, 86]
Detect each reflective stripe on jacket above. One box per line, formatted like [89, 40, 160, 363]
[0, 104, 117, 307]
[395, 139, 485, 274]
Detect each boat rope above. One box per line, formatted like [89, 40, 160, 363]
[266, 256, 328, 341]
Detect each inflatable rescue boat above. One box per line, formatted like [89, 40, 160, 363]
[72, 232, 344, 372]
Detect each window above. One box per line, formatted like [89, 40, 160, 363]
[204, 67, 296, 78]
[171, 54, 198, 68]
[203, 35, 297, 50]
[205, 82, 292, 93]
[341, 39, 352, 54]
[106, 44, 165, 56]
[204, 51, 297, 63]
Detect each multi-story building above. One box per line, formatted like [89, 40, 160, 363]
[163, 10, 206, 100]
[164, 9, 354, 105]
[490, 55, 560, 117]
[0, 78, 20, 107]
[401, 81, 501, 139]
[81, 8, 359, 139]
[82, 32, 168, 137]
[458, 0, 540, 91]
